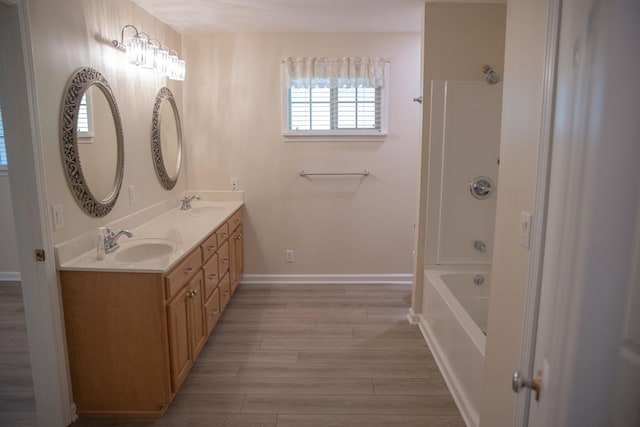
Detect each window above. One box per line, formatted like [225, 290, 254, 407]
[0, 104, 7, 170]
[77, 92, 94, 142]
[282, 57, 388, 140]
[289, 83, 381, 131]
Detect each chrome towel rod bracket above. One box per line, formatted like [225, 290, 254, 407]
[299, 169, 370, 177]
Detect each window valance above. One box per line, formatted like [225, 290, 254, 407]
[283, 57, 389, 89]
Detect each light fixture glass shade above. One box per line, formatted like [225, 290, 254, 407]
[126, 34, 146, 65]
[166, 53, 178, 78]
[173, 60, 186, 81]
[141, 43, 158, 69]
[156, 48, 169, 76]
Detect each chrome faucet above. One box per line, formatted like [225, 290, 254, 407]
[180, 195, 200, 210]
[473, 240, 487, 253]
[103, 228, 133, 253]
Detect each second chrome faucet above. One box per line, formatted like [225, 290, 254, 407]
[180, 195, 200, 210]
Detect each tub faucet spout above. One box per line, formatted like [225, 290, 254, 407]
[473, 240, 487, 253]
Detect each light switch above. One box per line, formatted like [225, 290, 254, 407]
[519, 211, 532, 249]
[52, 204, 64, 230]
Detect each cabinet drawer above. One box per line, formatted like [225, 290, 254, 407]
[165, 249, 202, 300]
[218, 241, 229, 276]
[228, 209, 242, 232]
[219, 273, 231, 312]
[200, 232, 218, 262]
[203, 253, 219, 299]
[216, 223, 229, 243]
[204, 288, 221, 335]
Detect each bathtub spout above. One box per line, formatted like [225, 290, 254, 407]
[473, 240, 487, 253]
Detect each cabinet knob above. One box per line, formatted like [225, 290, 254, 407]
[187, 290, 195, 299]
[208, 274, 217, 280]
[184, 267, 194, 275]
[236, 234, 242, 240]
[235, 219, 241, 223]
[222, 259, 228, 264]
[207, 245, 216, 251]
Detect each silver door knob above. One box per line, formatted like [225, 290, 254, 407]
[512, 369, 542, 401]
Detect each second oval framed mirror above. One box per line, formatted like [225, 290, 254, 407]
[151, 87, 182, 190]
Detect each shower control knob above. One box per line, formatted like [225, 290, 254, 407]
[512, 369, 542, 401]
[470, 176, 494, 200]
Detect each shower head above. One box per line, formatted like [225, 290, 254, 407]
[482, 64, 501, 85]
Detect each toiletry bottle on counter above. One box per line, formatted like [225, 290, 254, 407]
[96, 227, 106, 260]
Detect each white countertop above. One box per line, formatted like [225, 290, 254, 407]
[56, 200, 243, 273]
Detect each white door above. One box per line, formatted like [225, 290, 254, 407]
[0, 1, 73, 426]
[524, 0, 640, 425]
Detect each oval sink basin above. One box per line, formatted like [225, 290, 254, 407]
[114, 239, 178, 263]
[189, 205, 225, 215]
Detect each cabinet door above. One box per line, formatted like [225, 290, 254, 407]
[230, 226, 243, 294]
[167, 287, 192, 392]
[203, 253, 219, 299]
[188, 272, 207, 360]
[218, 241, 229, 277]
[235, 225, 244, 284]
[229, 230, 237, 288]
[204, 287, 221, 335]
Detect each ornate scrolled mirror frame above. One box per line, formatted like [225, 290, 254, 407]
[60, 67, 124, 217]
[151, 87, 182, 190]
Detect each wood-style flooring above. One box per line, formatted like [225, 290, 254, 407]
[0, 281, 37, 427]
[6, 282, 464, 427]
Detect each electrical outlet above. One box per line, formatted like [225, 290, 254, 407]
[128, 185, 136, 205]
[519, 211, 533, 248]
[231, 177, 239, 191]
[285, 249, 294, 263]
[52, 204, 64, 230]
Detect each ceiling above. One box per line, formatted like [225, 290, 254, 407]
[132, 0, 428, 33]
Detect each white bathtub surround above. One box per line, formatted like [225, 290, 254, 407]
[55, 191, 243, 273]
[424, 81, 502, 266]
[417, 266, 491, 427]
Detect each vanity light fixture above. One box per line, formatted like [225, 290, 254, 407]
[112, 25, 185, 81]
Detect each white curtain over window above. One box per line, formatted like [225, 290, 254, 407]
[284, 57, 388, 89]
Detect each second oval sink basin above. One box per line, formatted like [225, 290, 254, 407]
[188, 205, 225, 215]
[114, 239, 178, 263]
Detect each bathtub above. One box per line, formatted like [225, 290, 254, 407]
[419, 268, 490, 427]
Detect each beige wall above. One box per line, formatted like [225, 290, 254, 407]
[480, 0, 549, 425]
[26, 0, 185, 244]
[413, 3, 506, 312]
[0, 177, 19, 274]
[183, 33, 421, 276]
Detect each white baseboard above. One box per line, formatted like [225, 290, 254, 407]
[406, 308, 420, 325]
[240, 274, 412, 285]
[416, 314, 479, 427]
[0, 272, 21, 281]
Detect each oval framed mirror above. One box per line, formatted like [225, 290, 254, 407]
[60, 67, 124, 217]
[151, 87, 182, 190]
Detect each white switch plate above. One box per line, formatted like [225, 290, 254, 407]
[128, 185, 136, 205]
[285, 249, 294, 263]
[231, 177, 239, 191]
[52, 204, 64, 230]
[519, 211, 533, 248]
